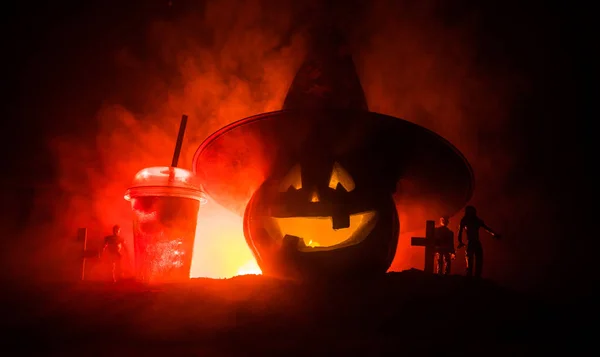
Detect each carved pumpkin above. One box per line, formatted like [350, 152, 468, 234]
[244, 159, 399, 280]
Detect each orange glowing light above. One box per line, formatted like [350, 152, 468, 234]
[191, 198, 261, 278]
[310, 191, 320, 202]
[278, 164, 302, 191]
[262, 212, 377, 252]
[328, 162, 356, 192]
[236, 258, 262, 276]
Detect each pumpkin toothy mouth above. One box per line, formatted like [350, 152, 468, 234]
[267, 211, 378, 252]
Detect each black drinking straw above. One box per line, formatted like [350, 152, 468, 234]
[171, 114, 188, 168]
[168, 114, 188, 183]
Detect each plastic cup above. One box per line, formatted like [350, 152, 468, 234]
[124, 166, 206, 284]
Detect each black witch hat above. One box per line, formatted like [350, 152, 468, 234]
[192, 26, 474, 225]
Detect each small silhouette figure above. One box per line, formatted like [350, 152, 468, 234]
[434, 216, 455, 275]
[103, 225, 126, 282]
[457, 206, 500, 278]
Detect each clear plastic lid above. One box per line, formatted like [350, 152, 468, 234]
[124, 166, 207, 203]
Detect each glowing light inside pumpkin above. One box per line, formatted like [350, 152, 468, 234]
[264, 211, 377, 251]
[328, 162, 356, 192]
[310, 191, 320, 202]
[278, 164, 302, 191]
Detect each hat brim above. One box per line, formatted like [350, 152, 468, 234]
[192, 110, 474, 224]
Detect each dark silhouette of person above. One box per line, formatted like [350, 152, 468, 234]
[457, 206, 500, 278]
[434, 216, 455, 275]
[103, 225, 125, 282]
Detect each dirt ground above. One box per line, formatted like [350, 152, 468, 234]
[1, 270, 585, 356]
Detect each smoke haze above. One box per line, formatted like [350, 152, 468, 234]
[5, 0, 584, 292]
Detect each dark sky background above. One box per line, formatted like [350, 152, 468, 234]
[2, 1, 591, 297]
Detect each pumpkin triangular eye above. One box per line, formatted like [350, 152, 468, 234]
[328, 162, 355, 192]
[279, 164, 302, 192]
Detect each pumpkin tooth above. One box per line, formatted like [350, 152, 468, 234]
[332, 211, 350, 230]
[273, 211, 378, 252]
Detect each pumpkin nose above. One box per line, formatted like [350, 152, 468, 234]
[310, 190, 320, 203]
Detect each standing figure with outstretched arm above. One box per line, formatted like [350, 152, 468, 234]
[457, 206, 500, 278]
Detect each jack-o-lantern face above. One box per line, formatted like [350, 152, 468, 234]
[265, 162, 377, 252]
[243, 160, 399, 280]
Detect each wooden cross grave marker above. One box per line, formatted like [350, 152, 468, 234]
[77, 227, 100, 281]
[411, 220, 436, 274]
